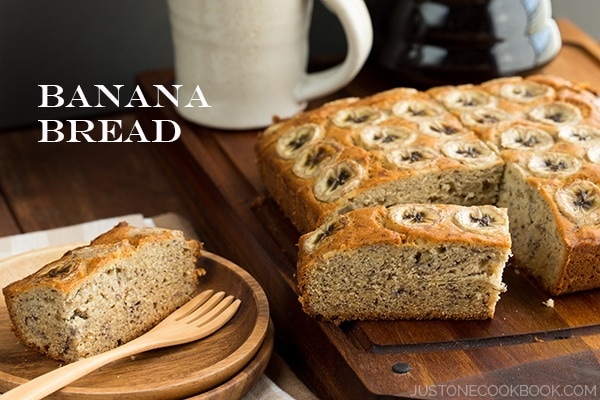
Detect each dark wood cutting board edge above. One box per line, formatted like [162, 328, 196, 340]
[137, 19, 600, 399]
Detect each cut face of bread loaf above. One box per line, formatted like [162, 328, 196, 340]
[297, 205, 511, 323]
[256, 73, 600, 303]
[2, 223, 203, 363]
[498, 164, 600, 295]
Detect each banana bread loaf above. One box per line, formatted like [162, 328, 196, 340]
[256, 73, 600, 305]
[2, 223, 204, 363]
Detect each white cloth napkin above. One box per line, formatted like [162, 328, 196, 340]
[0, 214, 151, 260]
[0, 214, 304, 400]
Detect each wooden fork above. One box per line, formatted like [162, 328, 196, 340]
[1, 290, 241, 400]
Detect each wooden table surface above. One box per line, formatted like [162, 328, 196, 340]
[1, 18, 600, 400]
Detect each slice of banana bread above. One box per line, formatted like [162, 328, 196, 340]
[2, 223, 204, 363]
[297, 204, 511, 323]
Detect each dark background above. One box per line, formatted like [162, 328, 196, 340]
[0, 0, 595, 130]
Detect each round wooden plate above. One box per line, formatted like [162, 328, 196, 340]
[0, 245, 270, 399]
[188, 321, 274, 400]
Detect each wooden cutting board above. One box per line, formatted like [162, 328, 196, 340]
[137, 19, 600, 399]
[0, 247, 271, 399]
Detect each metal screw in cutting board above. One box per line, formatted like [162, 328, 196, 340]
[392, 362, 411, 374]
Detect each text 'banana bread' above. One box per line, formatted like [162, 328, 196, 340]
[2, 222, 204, 363]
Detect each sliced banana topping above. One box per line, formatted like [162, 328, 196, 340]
[418, 120, 467, 138]
[498, 81, 554, 102]
[453, 206, 508, 235]
[587, 145, 600, 164]
[303, 215, 348, 252]
[441, 139, 498, 165]
[331, 106, 385, 128]
[292, 140, 342, 179]
[558, 125, 600, 146]
[528, 102, 582, 126]
[460, 107, 512, 128]
[392, 100, 445, 121]
[313, 160, 365, 202]
[555, 180, 600, 226]
[500, 125, 555, 151]
[440, 89, 495, 110]
[356, 125, 416, 150]
[386, 146, 440, 169]
[275, 123, 322, 160]
[388, 204, 443, 228]
[527, 152, 582, 179]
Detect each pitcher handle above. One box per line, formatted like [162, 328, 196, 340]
[295, 0, 373, 102]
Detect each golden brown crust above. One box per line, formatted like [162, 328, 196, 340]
[4, 242, 132, 294]
[3, 223, 203, 296]
[297, 204, 510, 278]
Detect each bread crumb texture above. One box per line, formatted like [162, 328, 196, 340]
[297, 205, 510, 323]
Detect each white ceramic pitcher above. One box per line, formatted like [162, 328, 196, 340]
[167, 0, 373, 129]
